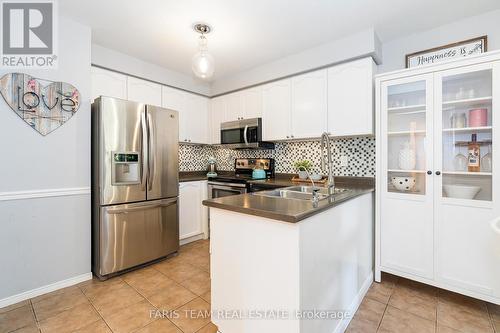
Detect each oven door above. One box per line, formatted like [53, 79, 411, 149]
[208, 182, 247, 199]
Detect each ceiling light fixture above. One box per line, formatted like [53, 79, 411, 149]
[192, 23, 215, 80]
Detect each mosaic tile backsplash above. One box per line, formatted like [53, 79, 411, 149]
[179, 137, 375, 177]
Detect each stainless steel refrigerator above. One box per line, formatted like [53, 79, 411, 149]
[91, 96, 179, 279]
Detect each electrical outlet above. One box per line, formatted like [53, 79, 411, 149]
[340, 155, 348, 167]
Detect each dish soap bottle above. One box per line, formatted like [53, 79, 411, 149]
[467, 134, 480, 172]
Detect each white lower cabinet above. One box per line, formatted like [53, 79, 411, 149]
[179, 181, 208, 243]
[376, 52, 500, 303]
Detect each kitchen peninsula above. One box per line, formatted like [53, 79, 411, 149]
[203, 178, 374, 333]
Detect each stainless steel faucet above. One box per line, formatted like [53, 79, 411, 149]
[320, 132, 335, 195]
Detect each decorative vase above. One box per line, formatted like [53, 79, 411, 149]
[398, 142, 416, 170]
[298, 171, 308, 179]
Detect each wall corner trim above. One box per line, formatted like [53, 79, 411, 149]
[0, 187, 91, 202]
[0, 272, 92, 308]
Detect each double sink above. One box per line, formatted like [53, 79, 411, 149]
[253, 185, 349, 201]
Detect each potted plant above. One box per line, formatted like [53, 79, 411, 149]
[294, 160, 313, 179]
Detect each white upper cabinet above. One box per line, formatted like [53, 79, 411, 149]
[185, 94, 209, 144]
[291, 69, 328, 139]
[127, 77, 162, 107]
[162, 86, 209, 144]
[225, 92, 244, 121]
[328, 57, 375, 136]
[91, 67, 127, 101]
[262, 79, 292, 141]
[241, 86, 263, 119]
[209, 96, 227, 144]
[162, 86, 187, 141]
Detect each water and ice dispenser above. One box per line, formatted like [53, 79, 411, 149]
[111, 152, 141, 185]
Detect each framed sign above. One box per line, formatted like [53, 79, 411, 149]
[405, 36, 487, 68]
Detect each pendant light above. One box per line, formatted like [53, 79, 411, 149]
[192, 23, 215, 80]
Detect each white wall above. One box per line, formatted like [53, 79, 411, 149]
[211, 28, 381, 95]
[92, 44, 211, 96]
[0, 17, 92, 304]
[380, 9, 500, 73]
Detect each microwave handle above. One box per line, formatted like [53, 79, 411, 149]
[243, 125, 249, 145]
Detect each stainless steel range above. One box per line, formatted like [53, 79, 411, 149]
[207, 158, 275, 199]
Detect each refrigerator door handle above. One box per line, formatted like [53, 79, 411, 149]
[147, 109, 155, 191]
[106, 201, 177, 214]
[141, 109, 148, 191]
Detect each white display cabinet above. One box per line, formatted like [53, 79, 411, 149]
[376, 51, 500, 304]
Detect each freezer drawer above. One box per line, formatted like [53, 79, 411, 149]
[97, 198, 179, 277]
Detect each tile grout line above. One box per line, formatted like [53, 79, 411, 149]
[28, 299, 42, 333]
[78, 282, 115, 333]
[486, 304, 496, 333]
[375, 279, 395, 333]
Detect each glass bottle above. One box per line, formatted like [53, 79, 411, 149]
[467, 134, 480, 172]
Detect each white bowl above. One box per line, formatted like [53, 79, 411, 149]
[443, 184, 481, 199]
[391, 177, 416, 191]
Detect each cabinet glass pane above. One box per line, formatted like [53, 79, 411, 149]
[387, 80, 427, 195]
[441, 69, 492, 201]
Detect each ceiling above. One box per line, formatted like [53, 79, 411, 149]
[60, 0, 500, 81]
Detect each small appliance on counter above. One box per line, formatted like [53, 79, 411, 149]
[207, 157, 218, 177]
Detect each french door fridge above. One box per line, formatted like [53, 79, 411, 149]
[91, 96, 179, 279]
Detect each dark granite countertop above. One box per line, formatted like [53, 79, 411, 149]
[179, 171, 209, 182]
[202, 175, 374, 223]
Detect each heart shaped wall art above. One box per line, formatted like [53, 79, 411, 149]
[0, 73, 80, 136]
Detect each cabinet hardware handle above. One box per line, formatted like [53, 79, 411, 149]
[427, 170, 432, 175]
[286, 136, 290, 138]
[435, 171, 441, 176]
[291, 135, 294, 138]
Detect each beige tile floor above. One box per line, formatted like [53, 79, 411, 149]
[0, 239, 216, 333]
[347, 273, 500, 333]
[1, 240, 499, 333]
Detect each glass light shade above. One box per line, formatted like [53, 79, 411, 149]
[192, 51, 215, 80]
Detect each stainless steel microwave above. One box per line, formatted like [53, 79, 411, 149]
[220, 118, 275, 149]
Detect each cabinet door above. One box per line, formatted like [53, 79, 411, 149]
[434, 62, 500, 297]
[291, 69, 328, 139]
[380, 74, 435, 279]
[91, 67, 127, 101]
[242, 86, 263, 119]
[210, 96, 227, 144]
[179, 181, 203, 240]
[127, 77, 162, 107]
[328, 57, 374, 136]
[262, 79, 291, 141]
[186, 94, 209, 144]
[162, 86, 187, 142]
[225, 92, 243, 121]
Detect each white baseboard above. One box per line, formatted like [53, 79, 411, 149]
[180, 233, 205, 245]
[334, 271, 374, 333]
[0, 272, 92, 308]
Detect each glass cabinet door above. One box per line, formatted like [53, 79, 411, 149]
[435, 65, 493, 202]
[382, 74, 433, 197]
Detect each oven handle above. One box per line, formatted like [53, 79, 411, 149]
[207, 181, 247, 188]
[243, 125, 249, 145]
